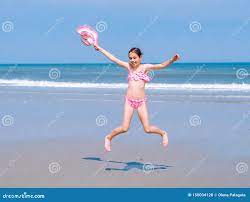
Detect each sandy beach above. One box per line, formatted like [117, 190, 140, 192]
[0, 86, 249, 187]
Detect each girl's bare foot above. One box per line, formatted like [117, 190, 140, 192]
[104, 136, 111, 152]
[162, 131, 168, 147]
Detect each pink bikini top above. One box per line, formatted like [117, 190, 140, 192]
[127, 67, 151, 83]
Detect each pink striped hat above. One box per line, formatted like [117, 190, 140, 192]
[76, 25, 98, 46]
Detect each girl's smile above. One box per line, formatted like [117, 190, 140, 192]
[129, 52, 142, 68]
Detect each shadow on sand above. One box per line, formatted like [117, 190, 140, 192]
[82, 157, 172, 172]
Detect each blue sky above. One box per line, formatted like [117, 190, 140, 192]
[0, 0, 249, 63]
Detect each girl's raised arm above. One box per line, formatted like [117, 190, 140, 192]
[145, 54, 180, 71]
[94, 45, 129, 69]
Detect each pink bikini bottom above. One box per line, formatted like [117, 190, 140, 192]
[125, 96, 147, 109]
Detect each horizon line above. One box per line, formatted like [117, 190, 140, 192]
[0, 61, 250, 65]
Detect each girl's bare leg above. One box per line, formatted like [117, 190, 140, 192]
[137, 102, 168, 146]
[105, 99, 134, 151]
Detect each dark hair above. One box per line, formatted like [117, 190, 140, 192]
[128, 47, 143, 57]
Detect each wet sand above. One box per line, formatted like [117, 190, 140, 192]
[0, 87, 249, 187]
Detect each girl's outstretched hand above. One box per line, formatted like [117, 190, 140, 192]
[93, 44, 100, 51]
[172, 54, 180, 62]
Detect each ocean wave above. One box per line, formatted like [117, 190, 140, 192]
[0, 79, 250, 91]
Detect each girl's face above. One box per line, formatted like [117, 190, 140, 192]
[129, 52, 142, 68]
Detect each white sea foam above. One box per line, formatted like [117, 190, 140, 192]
[0, 79, 250, 92]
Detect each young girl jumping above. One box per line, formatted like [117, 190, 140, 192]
[93, 45, 180, 152]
